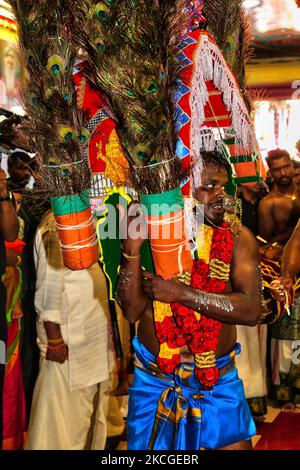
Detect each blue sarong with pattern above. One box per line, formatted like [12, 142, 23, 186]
[128, 336, 256, 450]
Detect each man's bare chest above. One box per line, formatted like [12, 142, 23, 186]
[272, 197, 299, 230]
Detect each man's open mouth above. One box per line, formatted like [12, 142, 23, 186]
[212, 200, 224, 210]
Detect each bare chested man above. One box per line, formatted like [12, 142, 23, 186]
[259, 149, 300, 251]
[117, 151, 261, 450]
[293, 160, 300, 191]
[269, 219, 300, 407]
[259, 149, 300, 407]
[272, 219, 300, 297]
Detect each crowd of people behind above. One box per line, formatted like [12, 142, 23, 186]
[0, 147, 300, 450]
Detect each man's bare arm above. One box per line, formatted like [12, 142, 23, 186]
[258, 198, 275, 242]
[143, 228, 262, 326]
[116, 252, 150, 323]
[115, 203, 149, 323]
[281, 220, 300, 279]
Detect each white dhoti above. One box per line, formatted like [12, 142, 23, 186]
[271, 338, 294, 385]
[25, 359, 108, 450]
[236, 324, 267, 415]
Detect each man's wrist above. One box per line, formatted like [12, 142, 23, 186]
[123, 251, 140, 260]
[44, 321, 62, 340]
[122, 244, 142, 257]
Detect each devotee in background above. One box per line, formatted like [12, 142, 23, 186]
[0, 48, 21, 112]
[117, 151, 262, 450]
[26, 210, 110, 450]
[238, 181, 262, 236]
[270, 218, 300, 407]
[0, 167, 19, 449]
[258, 149, 300, 408]
[272, 219, 300, 297]
[259, 149, 300, 251]
[293, 160, 300, 191]
[2, 188, 27, 450]
[235, 181, 268, 420]
[6, 150, 42, 420]
[7, 151, 33, 191]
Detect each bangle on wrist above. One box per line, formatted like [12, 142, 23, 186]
[47, 342, 65, 351]
[122, 251, 140, 260]
[48, 337, 64, 345]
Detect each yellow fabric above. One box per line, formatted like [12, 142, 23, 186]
[246, 60, 300, 87]
[153, 301, 173, 322]
[196, 225, 213, 264]
[209, 258, 230, 281]
[101, 128, 129, 186]
[159, 342, 179, 360]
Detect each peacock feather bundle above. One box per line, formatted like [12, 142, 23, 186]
[64, 1, 263, 387]
[9, 0, 91, 197]
[9, 0, 100, 270]
[66, 0, 191, 194]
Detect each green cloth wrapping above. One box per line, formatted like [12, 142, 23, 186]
[51, 190, 90, 216]
[140, 187, 184, 216]
[96, 190, 154, 300]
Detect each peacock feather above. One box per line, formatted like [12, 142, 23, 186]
[65, 0, 190, 194]
[8, 0, 91, 197]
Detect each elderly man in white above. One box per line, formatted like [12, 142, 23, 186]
[26, 210, 110, 450]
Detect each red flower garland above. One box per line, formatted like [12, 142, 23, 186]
[155, 316, 186, 350]
[169, 222, 233, 389]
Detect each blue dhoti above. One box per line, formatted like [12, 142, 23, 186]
[128, 336, 256, 450]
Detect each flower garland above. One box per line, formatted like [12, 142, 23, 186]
[154, 222, 233, 389]
[154, 302, 186, 374]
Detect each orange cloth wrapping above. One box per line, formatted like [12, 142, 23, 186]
[54, 208, 98, 270]
[146, 209, 192, 280]
[234, 160, 258, 180]
[225, 139, 264, 184]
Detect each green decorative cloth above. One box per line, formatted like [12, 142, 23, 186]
[234, 176, 262, 185]
[6, 267, 22, 326]
[140, 187, 184, 216]
[97, 189, 154, 300]
[51, 190, 90, 216]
